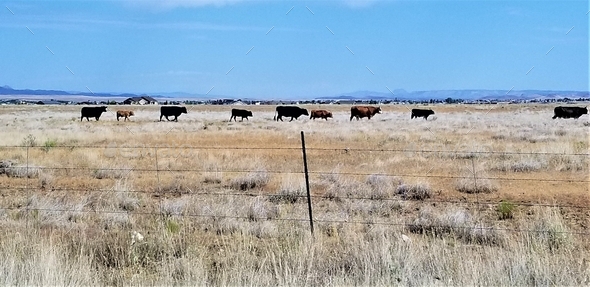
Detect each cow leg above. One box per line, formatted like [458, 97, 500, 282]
[350, 115, 353, 121]
[165, 115, 170, 121]
[96, 117, 100, 121]
[174, 115, 178, 122]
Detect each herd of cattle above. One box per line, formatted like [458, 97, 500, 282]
[80, 105, 589, 122]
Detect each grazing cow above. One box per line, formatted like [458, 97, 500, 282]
[310, 109, 333, 120]
[350, 106, 381, 121]
[274, 106, 309, 122]
[80, 106, 108, 121]
[160, 106, 187, 122]
[230, 108, 253, 122]
[116, 110, 135, 121]
[411, 108, 435, 120]
[552, 106, 588, 119]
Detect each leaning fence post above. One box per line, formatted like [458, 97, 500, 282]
[300, 131, 314, 236]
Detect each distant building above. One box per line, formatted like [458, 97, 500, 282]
[123, 96, 159, 105]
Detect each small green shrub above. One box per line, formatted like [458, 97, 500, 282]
[166, 220, 180, 233]
[497, 201, 515, 220]
[42, 139, 58, 152]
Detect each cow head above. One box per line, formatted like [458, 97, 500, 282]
[181, 107, 188, 114]
[302, 108, 309, 116]
[129, 111, 135, 116]
[376, 106, 382, 114]
[583, 107, 588, 114]
[327, 112, 333, 118]
[100, 106, 108, 112]
[247, 110, 253, 117]
[428, 110, 435, 115]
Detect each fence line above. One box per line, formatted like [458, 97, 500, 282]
[2, 205, 589, 236]
[0, 145, 588, 156]
[1, 141, 588, 238]
[5, 166, 589, 183]
[2, 185, 589, 210]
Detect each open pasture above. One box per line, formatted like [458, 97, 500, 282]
[0, 103, 588, 285]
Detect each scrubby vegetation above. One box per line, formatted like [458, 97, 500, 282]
[0, 104, 588, 285]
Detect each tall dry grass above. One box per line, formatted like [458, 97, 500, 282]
[0, 103, 588, 285]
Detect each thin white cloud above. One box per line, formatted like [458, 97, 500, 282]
[0, 14, 265, 32]
[124, 0, 382, 10]
[342, 0, 380, 8]
[124, 0, 254, 9]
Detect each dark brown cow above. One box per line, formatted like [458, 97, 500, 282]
[230, 108, 253, 122]
[411, 108, 435, 120]
[116, 110, 134, 121]
[310, 109, 333, 120]
[552, 106, 588, 119]
[80, 106, 108, 121]
[350, 106, 381, 121]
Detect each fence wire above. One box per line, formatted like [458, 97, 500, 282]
[0, 144, 588, 236]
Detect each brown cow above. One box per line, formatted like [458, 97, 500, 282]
[310, 109, 333, 120]
[116, 110, 135, 121]
[350, 106, 381, 121]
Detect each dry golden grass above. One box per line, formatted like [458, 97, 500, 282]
[0, 103, 588, 285]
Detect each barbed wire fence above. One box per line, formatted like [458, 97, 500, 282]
[0, 131, 589, 237]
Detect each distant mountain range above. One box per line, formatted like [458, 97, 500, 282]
[0, 85, 588, 102]
[321, 89, 590, 101]
[0, 85, 156, 99]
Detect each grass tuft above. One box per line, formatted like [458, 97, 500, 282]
[408, 207, 506, 246]
[396, 182, 432, 200]
[93, 166, 132, 180]
[455, 168, 498, 194]
[229, 169, 270, 191]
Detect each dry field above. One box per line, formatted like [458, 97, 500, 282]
[0, 103, 588, 285]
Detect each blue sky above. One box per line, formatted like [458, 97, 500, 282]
[1, 0, 588, 99]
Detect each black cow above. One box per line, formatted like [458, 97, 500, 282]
[160, 106, 188, 122]
[80, 106, 108, 121]
[411, 108, 435, 120]
[552, 106, 588, 119]
[230, 109, 253, 122]
[274, 106, 309, 122]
